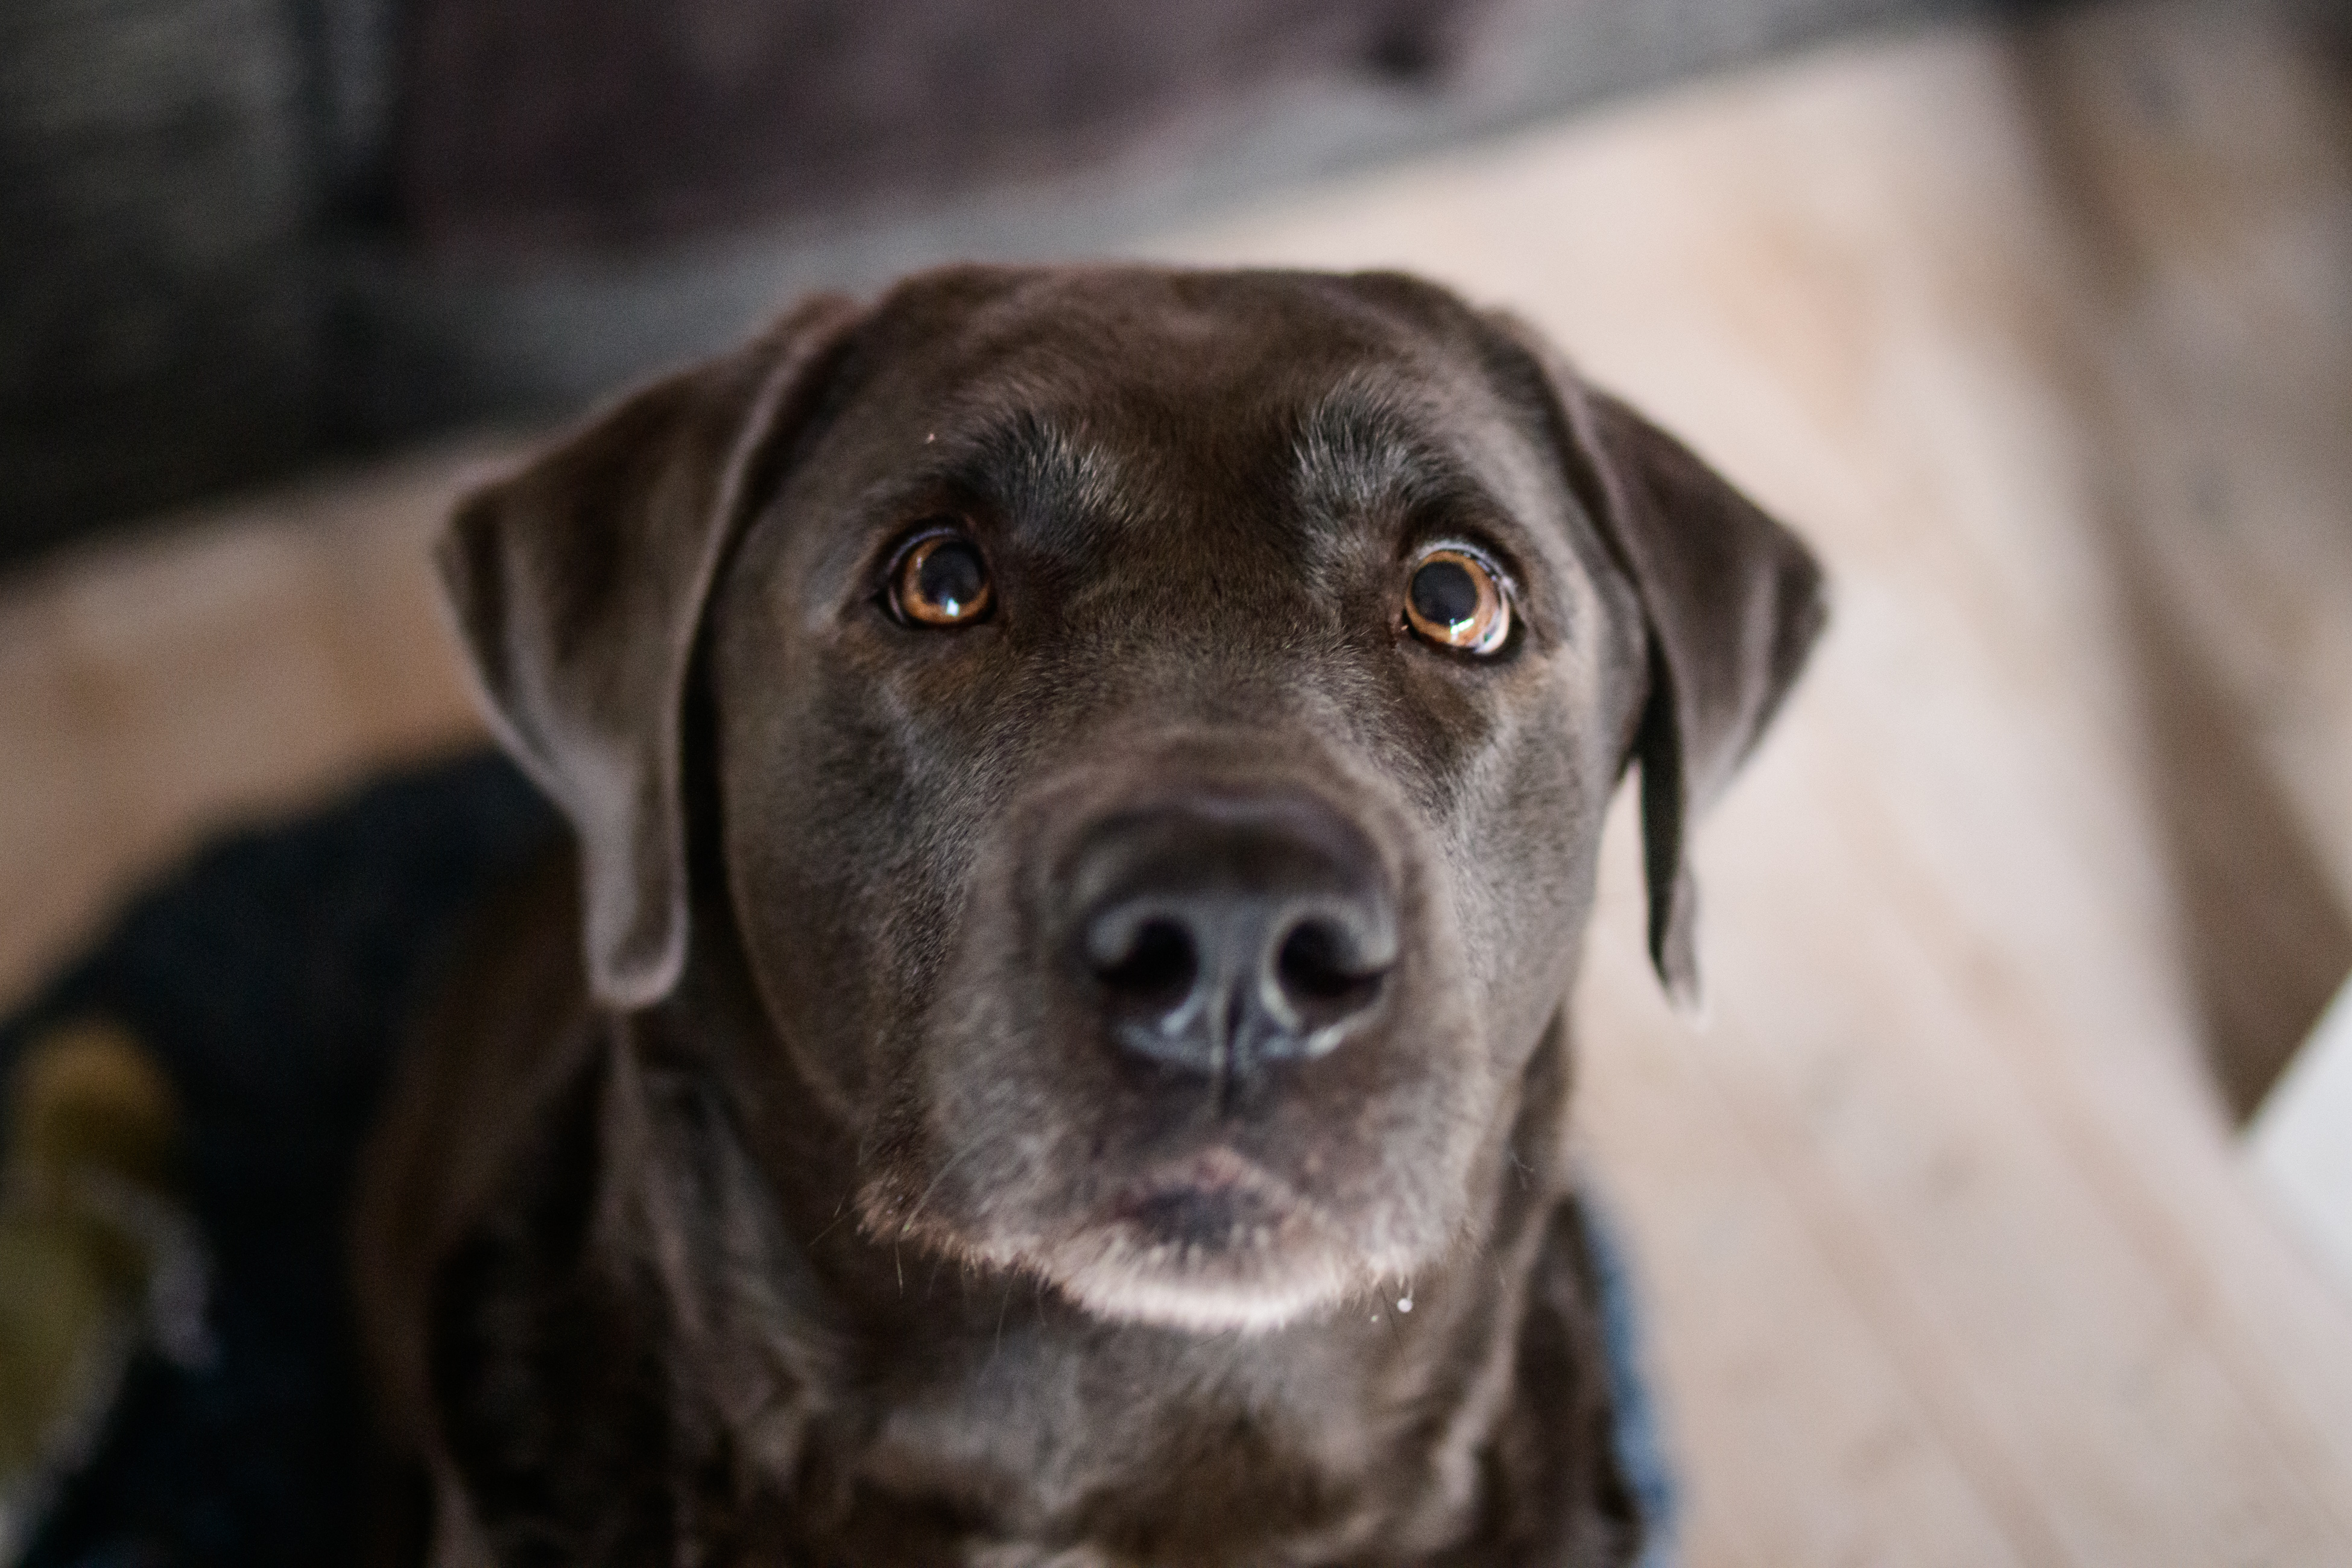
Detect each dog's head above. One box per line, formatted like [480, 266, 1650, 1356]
[437, 266, 1822, 1333]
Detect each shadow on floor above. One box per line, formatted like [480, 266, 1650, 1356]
[2010, 12, 2352, 1120]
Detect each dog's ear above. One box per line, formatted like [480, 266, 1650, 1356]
[436, 294, 865, 1010]
[1490, 317, 1828, 1009]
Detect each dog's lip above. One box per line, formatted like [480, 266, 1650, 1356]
[1108, 1146, 1304, 1223]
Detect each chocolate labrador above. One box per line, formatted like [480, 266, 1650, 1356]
[353, 265, 1824, 1567]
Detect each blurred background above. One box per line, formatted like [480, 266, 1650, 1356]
[3, 0, 2351, 1562]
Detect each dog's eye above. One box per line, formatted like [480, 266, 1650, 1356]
[1403, 547, 1510, 656]
[892, 529, 994, 627]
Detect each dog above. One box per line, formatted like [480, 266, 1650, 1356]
[353, 264, 1826, 1567]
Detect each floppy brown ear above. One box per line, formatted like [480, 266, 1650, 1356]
[436, 293, 865, 1010]
[1491, 318, 1828, 1008]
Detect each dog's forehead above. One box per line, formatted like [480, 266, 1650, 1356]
[800, 268, 1572, 561]
[865, 273, 1485, 452]
[866, 266, 1464, 394]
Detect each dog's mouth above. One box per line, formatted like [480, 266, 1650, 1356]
[1025, 1143, 1393, 1333]
[1109, 1146, 1297, 1248]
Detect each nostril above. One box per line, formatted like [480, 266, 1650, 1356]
[1276, 916, 1387, 1028]
[1276, 920, 1356, 999]
[1092, 916, 1199, 1012]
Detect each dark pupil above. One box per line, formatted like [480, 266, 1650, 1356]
[917, 542, 986, 613]
[1410, 559, 1480, 628]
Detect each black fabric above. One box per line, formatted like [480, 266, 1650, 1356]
[1, 752, 560, 1568]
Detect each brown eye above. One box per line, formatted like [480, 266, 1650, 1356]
[893, 530, 993, 627]
[1404, 547, 1510, 655]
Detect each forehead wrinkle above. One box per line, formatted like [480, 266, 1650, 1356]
[1290, 376, 1497, 534]
[973, 402, 1119, 524]
[938, 402, 1131, 549]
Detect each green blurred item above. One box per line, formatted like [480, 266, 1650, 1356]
[0, 1021, 208, 1564]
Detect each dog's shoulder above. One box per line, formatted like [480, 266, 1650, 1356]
[350, 848, 606, 1454]
[1467, 1191, 1649, 1567]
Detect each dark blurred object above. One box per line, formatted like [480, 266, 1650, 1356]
[1, 0, 2064, 567]
[0, 0, 317, 566]
[404, 0, 1505, 249]
[0, 753, 558, 1568]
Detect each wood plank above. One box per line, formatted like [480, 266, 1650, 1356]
[1579, 802, 2044, 1568]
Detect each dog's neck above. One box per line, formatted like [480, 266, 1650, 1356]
[593, 925, 1623, 1566]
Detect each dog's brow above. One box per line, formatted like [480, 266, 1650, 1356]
[1291, 385, 1487, 525]
[949, 408, 1125, 535]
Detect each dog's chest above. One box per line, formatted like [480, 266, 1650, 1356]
[805, 1313, 1500, 1567]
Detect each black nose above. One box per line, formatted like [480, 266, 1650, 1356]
[1069, 795, 1399, 1080]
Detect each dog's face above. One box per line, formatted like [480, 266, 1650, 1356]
[437, 266, 1824, 1335]
[709, 270, 1642, 1329]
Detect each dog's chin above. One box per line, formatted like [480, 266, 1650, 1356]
[1023, 1150, 1408, 1335]
[1049, 1241, 1370, 1333]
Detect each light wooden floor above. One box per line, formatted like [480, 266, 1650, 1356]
[4, 3, 2350, 1563]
